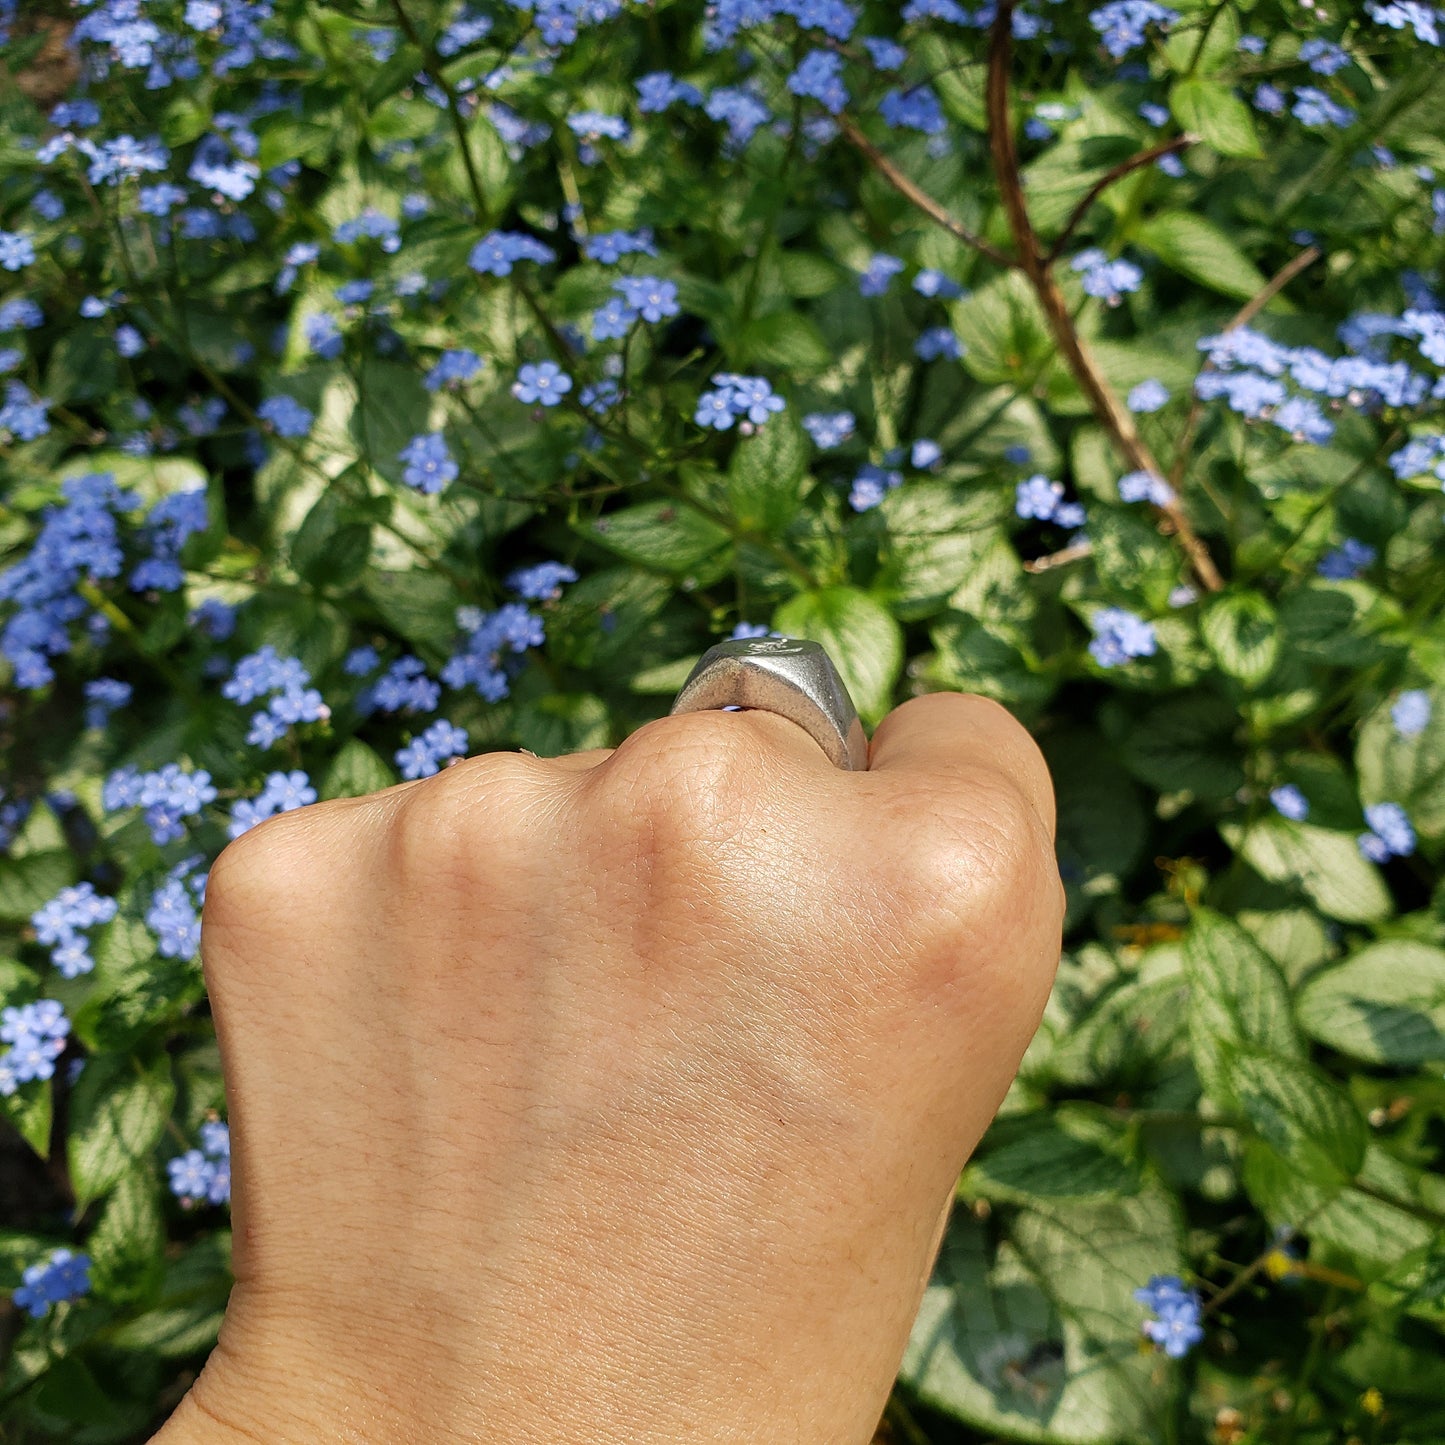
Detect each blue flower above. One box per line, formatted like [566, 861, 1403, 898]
[1090, 2, 1180, 57]
[168, 1120, 230, 1207]
[0, 1000, 70, 1093]
[0, 231, 35, 271]
[859, 253, 905, 297]
[614, 275, 680, 324]
[1293, 87, 1356, 128]
[788, 49, 848, 114]
[506, 561, 578, 601]
[468, 231, 556, 277]
[1316, 537, 1376, 579]
[1127, 378, 1170, 413]
[848, 464, 902, 513]
[916, 326, 963, 361]
[911, 438, 942, 469]
[1367, 1, 1442, 44]
[1138, 101, 1170, 127]
[1300, 38, 1350, 74]
[567, 110, 630, 142]
[1359, 801, 1416, 861]
[396, 719, 470, 780]
[12, 1249, 91, 1318]
[1253, 82, 1287, 115]
[636, 71, 704, 113]
[1270, 784, 1310, 821]
[878, 86, 946, 135]
[1118, 470, 1176, 506]
[1133, 1274, 1203, 1358]
[1392, 689, 1432, 737]
[1088, 607, 1158, 667]
[1071, 248, 1145, 305]
[398, 432, 459, 494]
[257, 395, 313, 438]
[701, 372, 785, 429]
[863, 36, 906, 70]
[425, 348, 483, 391]
[803, 411, 855, 449]
[1015, 474, 1065, 520]
[513, 361, 573, 407]
[913, 269, 964, 300]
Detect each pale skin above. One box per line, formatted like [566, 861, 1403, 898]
[151, 691, 1065, 1444]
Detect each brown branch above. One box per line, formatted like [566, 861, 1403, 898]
[985, 1, 1225, 594]
[1167, 244, 1323, 494]
[1022, 540, 1093, 574]
[836, 115, 1016, 269]
[1045, 135, 1198, 264]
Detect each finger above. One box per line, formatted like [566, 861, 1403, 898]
[865, 693, 1058, 843]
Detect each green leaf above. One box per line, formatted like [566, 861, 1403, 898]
[514, 693, 611, 758]
[1229, 1044, 1368, 1186]
[106, 1234, 231, 1359]
[1133, 211, 1269, 301]
[73, 948, 202, 1056]
[726, 414, 809, 534]
[579, 501, 732, 576]
[88, 1167, 165, 1305]
[1200, 590, 1280, 687]
[1169, 78, 1264, 159]
[771, 586, 903, 727]
[879, 486, 1010, 619]
[1, 1079, 53, 1160]
[322, 739, 398, 801]
[1277, 581, 1402, 668]
[290, 487, 374, 589]
[67, 1053, 175, 1209]
[1182, 907, 1302, 1106]
[734, 310, 833, 371]
[1297, 941, 1445, 1065]
[966, 1110, 1140, 1203]
[1047, 731, 1149, 915]
[0, 851, 74, 923]
[363, 569, 463, 654]
[1356, 684, 1445, 837]
[901, 1189, 1183, 1444]
[951, 270, 1053, 386]
[1220, 816, 1393, 923]
[1102, 690, 1246, 800]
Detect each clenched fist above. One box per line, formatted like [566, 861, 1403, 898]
[153, 691, 1064, 1445]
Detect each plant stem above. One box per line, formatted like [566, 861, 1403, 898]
[985, 1, 1225, 595]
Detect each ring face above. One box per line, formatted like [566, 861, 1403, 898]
[668, 636, 869, 771]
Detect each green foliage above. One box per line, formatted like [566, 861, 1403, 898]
[1, 1, 1444, 1442]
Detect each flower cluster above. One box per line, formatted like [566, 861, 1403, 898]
[694, 374, 786, 431]
[397, 719, 470, 780]
[12, 1249, 91, 1318]
[167, 1121, 231, 1209]
[228, 770, 318, 838]
[222, 646, 329, 748]
[31, 882, 118, 979]
[1358, 801, 1417, 862]
[1015, 475, 1087, 530]
[104, 763, 219, 846]
[1089, 607, 1159, 668]
[0, 999, 70, 1094]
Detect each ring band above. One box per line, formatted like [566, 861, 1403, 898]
[668, 637, 869, 771]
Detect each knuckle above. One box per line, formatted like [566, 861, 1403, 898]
[602, 710, 762, 830]
[384, 751, 540, 885]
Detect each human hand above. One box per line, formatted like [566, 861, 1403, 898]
[152, 691, 1064, 1445]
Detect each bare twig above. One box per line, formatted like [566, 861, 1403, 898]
[1167, 244, 1323, 494]
[1022, 540, 1094, 573]
[836, 115, 1016, 269]
[1045, 135, 1198, 263]
[986, 1, 1225, 594]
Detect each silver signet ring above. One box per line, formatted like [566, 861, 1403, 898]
[668, 637, 869, 771]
